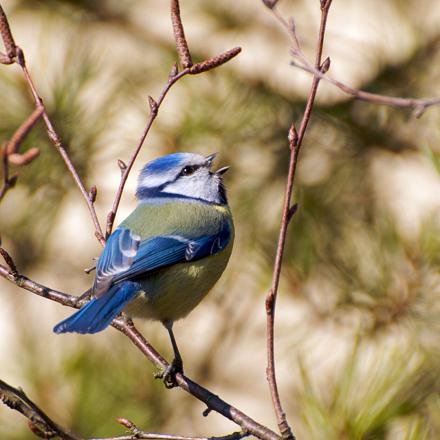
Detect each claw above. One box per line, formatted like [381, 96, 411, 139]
[155, 357, 183, 388]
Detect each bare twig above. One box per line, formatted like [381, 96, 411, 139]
[0, 378, 249, 440]
[0, 3, 16, 59]
[0, 246, 18, 276]
[105, 0, 241, 237]
[0, 379, 81, 440]
[275, 0, 440, 118]
[0, 261, 278, 440]
[89, 417, 249, 440]
[264, 1, 333, 439]
[171, 0, 192, 68]
[189, 47, 241, 75]
[289, 59, 440, 117]
[0, 2, 256, 438]
[0, 105, 43, 201]
[262, 0, 279, 10]
[6, 106, 44, 155]
[113, 320, 279, 440]
[0, 4, 106, 245]
[105, 67, 189, 238]
[8, 148, 40, 165]
[0, 145, 17, 202]
[0, 379, 249, 440]
[18, 51, 106, 245]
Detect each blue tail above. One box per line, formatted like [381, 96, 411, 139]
[53, 281, 139, 334]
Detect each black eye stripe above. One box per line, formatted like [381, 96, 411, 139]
[180, 165, 199, 176]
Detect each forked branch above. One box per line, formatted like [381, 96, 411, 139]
[0, 259, 278, 440]
[263, 1, 333, 439]
[0, 3, 105, 245]
[105, 0, 240, 237]
[272, 2, 440, 117]
[0, 107, 43, 202]
[0, 378, 249, 440]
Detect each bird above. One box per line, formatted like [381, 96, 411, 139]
[53, 152, 234, 386]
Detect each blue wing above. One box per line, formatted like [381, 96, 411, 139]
[112, 224, 231, 284]
[53, 281, 139, 334]
[93, 228, 141, 297]
[53, 220, 231, 334]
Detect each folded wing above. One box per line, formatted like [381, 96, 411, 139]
[53, 220, 231, 334]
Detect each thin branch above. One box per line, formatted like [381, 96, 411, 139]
[0, 378, 81, 440]
[0, 3, 16, 58]
[6, 106, 44, 155]
[188, 47, 241, 75]
[0, 4, 105, 245]
[0, 105, 43, 201]
[0, 261, 278, 440]
[0, 378, 249, 440]
[0, 1, 255, 438]
[0, 380, 249, 440]
[17, 50, 106, 245]
[105, 67, 189, 238]
[105, 0, 241, 237]
[90, 417, 249, 440]
[171, 0, 192, 68]
[0, 144, 16, 202]
[113, 320, 279, 440]
[0, 246, 18, 276]
[276, 0, 440, 117]
[264, 1, 333, 439]
[289, 59, 440, 117]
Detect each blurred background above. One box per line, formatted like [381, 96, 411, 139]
[1, 0, 440, 438]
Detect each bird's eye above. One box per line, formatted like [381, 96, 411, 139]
[180, 165, 198, 176]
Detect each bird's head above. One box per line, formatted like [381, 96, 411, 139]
[136, 152, 229, 205]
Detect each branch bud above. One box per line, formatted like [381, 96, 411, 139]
[287, 203, 298, 223]
[171, 0, 193, 68]
[202, 407, 212, 417]
[148, 96, 158, 115]
[117, 159, 127, 172]
[189, 47, 241, 75]
[320, 56, 331, 74]
[169, 63, 178, 79]
[8, 174, 18, 188]
[320, 0, 332, 11]
[7, 107, 44, 155]
[0, 5, 16, 58]
[0, 51, 13, 64]
[89, 185, 97, 203]
[288, 122, 298, 148]
[8, 148, 40, 166]
[15, 46, 25, 67]
[262, 0, 279, 9]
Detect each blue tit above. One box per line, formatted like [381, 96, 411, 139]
[53, 152, 234, 384]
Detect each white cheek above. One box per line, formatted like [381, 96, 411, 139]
[164, 179, 202, 197]
[163, 174, 220, 203]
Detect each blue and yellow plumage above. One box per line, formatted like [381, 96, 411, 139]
[53, 152, 234, 383]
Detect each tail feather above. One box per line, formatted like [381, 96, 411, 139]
[53, 281, 139, 334]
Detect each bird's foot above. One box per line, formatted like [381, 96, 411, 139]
[155, 357, 183, 389]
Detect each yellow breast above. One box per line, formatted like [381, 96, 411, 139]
[125, 240, 233, 322]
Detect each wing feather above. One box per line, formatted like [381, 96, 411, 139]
[94, 220, 231, 293]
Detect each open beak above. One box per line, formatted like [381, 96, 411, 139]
[215, 165, 230, 175]
[205, 153, 217, 167]
[206, 153, 229, 175]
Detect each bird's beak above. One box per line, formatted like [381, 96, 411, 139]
[205, 153, 217, 167]
[215, 165, 230, 175]
[206, 153, 229, 175]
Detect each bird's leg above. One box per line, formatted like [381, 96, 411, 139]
[156, 321, 184, 388]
